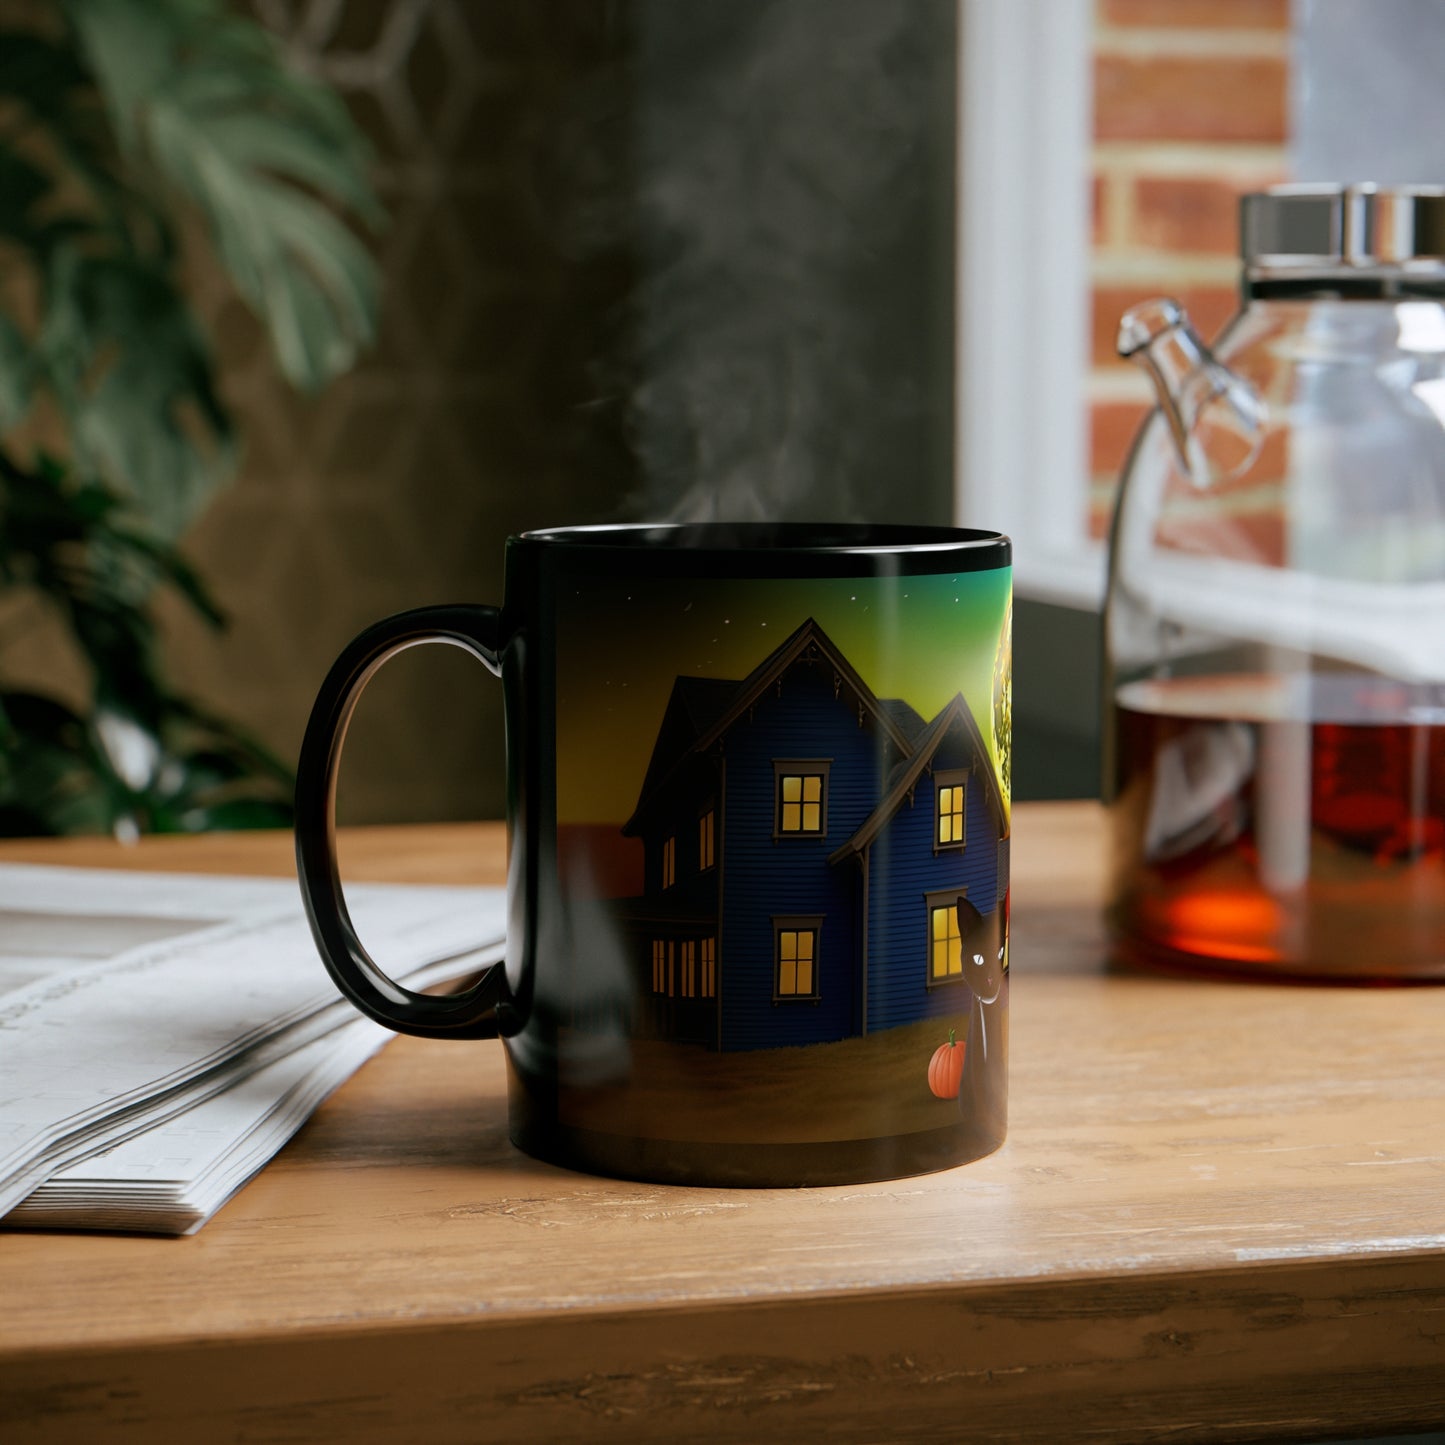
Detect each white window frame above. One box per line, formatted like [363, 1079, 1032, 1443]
[955, 0, 1102, 611]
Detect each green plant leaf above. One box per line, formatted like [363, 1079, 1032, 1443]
[0, 689, 117, 836]
[0, 28, 149, 248]
[0, 2, 357, 838]
[0, 315, 32, 430]
[37, 247, 235, 535]
[66, 0, 382, 392]
[0, 150, 52, 244]
[0, 451, 223, 741]
[56, 0, 176, 154]
[0, 31, 92, 133]
[106, 524, 225, 627]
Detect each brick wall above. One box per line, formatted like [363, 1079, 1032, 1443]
[1088, 0, 1291, 538]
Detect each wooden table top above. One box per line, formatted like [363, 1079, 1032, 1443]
[2, 802, 1443, 1444]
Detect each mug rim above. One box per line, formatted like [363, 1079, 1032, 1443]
[516, 521, 1010, 558]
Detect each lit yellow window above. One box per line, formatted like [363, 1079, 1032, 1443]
[701, 937, 716, 998]
[937, 781, 966, 846]
[662, 835, 676, 888]
[681, 940, 697, 997]
[779, 774, 824, 833]
[930, 905, 963, 981]
[699, 810, 716, 870]
[651, 940, 666, 993]
[777, 929, 816, 996]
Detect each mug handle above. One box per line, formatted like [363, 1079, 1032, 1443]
[295, 604, 510, 1039]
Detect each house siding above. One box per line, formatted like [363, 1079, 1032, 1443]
[620, 619, 1006, 1054]
[866, 742, 1002, 1034]
[718, 662, 897, 1051]
[631, 750, 724, 1043]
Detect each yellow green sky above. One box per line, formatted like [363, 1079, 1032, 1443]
[556, 568, 1011, 824]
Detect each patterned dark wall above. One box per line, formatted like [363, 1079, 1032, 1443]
[155, 0, 955, 824]
[162, 0, 638, 826]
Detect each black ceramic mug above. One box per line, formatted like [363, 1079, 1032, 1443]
[296, 523, 1012, 1186]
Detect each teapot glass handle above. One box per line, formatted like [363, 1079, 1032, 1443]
[1118, 296, 1266, 487]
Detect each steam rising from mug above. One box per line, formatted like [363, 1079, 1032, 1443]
[555, 1, 949, 524]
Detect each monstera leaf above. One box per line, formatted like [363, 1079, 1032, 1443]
[0, 0, 380, 534]
[38, 247, 236, 537]
[0, 1, 378, 832]
[67, 0, 383, 394]
[0, 2, 384, 838]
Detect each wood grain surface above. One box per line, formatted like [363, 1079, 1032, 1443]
[2, 803, 1443, 1443]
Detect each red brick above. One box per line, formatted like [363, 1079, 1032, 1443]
[1102, 0, 1289, 28]
[1133, 176, 1253, 254]
[1092, 284, 1241, 368]
[1155, 506, 1286, 565]
[1090, 400, 1152, 477]
[1095, 55, 1287, 143]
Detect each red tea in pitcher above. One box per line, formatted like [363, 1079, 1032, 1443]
[1109, 673, 1445, 980]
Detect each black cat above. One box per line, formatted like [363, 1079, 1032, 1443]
[956, 895, 1007, 1143]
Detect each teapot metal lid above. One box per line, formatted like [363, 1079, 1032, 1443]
[1242, 184, 1445, 289]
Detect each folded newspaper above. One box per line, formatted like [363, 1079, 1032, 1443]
[0, 863, 505, 1235]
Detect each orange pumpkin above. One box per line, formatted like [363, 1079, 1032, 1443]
[927, 1028, 965, 1099]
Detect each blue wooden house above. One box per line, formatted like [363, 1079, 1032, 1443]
[618, 618, 1008, 1051]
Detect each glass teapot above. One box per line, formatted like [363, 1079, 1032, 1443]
[1105, 184, 1445, 980]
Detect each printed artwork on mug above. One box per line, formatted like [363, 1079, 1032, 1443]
[553, 570, 1011, 1148]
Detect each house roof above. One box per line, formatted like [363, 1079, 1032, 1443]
[633, 676, 738, 808]
[878, 697, 928, 743]
[622, 616, 920, 836]
[827, 692, 1008, 864]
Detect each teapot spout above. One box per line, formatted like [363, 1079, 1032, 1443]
[1117, 297, 1266, 487]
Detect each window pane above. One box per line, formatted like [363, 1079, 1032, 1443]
[782, 775, 801, 802]
[797, 957, 812, 994]
[780, 957, 797, 994]
[937, 784, 964, 846]
[780, 931, 797, 961]
[802, 802, 820, 831]
[782, 802, 800, 831]
[803, 775, 821, 803]
[798, 931, 814, 962]
[930, 905, 965, 981]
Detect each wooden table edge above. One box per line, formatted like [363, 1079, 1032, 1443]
[5, 1250, 1444, 1442]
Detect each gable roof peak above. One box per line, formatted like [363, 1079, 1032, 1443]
[828, 690, 1007, 863]
[622, 614, 918, 834]
[687, 615, 913, 758]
